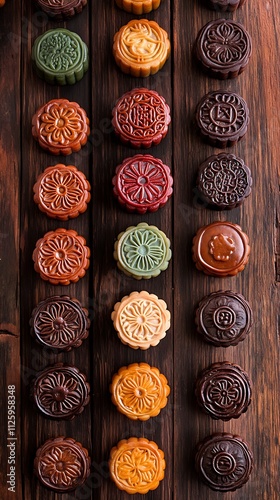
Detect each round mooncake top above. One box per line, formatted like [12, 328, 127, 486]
[32, 28, 89, 85]
[113, 19, 170, 77]
[196, 153, 252, 210]
[195, 90, 249, 148]
[33, 363, 90, 420]
[195, 19, 251, 79]
[111, 290, 170, 349]
[110, 362, 170, 420]
[195, 290, 252, 347]
[114, 222, 172, 279]
[33, 228, 90, 285]
[30, 295, 90, 351]
[32, 99, 90, 155]
[33, 164, 91, 220]
[34, 436, 91, 492]
[112, 88, 171, 148]
[195, 433, 253, 491]
[192, 221, 250, 277]
[195, 361, 252, 420]
[113, 155, 173, 213]
[109, 437, 165, 494]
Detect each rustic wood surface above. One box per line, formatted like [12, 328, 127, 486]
[0, 0, 279, 498]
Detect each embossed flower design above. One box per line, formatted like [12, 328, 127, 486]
[32, 99, 90, 156]
[33, 229, 90, 285]
[117, 448, 157, 486]
[114, 155, 173, 214]
[42, 171, 83, 209]
[124, 230, 165, 271]
[40, 234, 83, 275]
[196, 362, 251, 421]
[112, 291, 170, 350]
[34, 164, 90, 220]
[35, 301, 83, 347]
[111, 363, 170, 420]
[41, 446, 81, 487]
[109, 437, 165, 494]
[121, 161, 166, 204]
[41, 105, 84, 145]
[208, 379, 239, 407]
[37, 371, 81, 416]
[120, 299, 162, 341]
[120, 372, 160, 413]
[205, 22, 247, 64]
[209, 234, 235, 261]
[115, 223, 171, 279]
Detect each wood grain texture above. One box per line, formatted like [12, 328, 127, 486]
[0, 0, 279, 498]
[173, 1, 280, 499]
[90, 2, 173, 499]
[0, 1, 22, 498]
[19, 3, 92, 500]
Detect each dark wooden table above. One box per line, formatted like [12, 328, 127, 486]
[1, 0, 279, 498]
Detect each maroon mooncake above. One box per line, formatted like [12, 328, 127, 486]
[112, 88, 171, 148]
[113, 155, 173, 213]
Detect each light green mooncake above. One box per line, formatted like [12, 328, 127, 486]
[114, 222, 172, 280]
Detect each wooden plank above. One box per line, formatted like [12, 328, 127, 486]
[90, 2, 173, 499]
[0, 0, 22, 498]
[173, 0, 280, 498]
[19, 3, 92, 499]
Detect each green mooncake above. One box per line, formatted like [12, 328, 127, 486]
[32, 28, 89, 85]
[114, 222, 172, 280]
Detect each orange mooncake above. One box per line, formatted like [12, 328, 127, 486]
[113, 19, 170, 77]
[109, 437, 165, 494]
[110, 362, 170, 420]
[115, 0, 161, 15]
